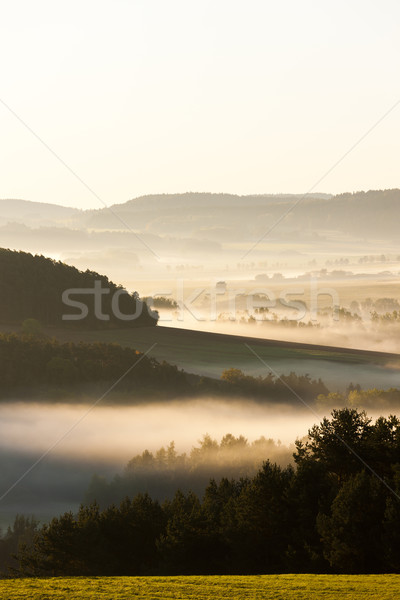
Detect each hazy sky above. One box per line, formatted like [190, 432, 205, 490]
[1, 0, 399, 209]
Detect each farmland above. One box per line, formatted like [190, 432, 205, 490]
[1, 575, 399, 600]
[53, 325, 400, 391]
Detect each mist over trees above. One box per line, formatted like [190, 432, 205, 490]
[85, 434, 293, 508]
[2, 191, 400, 285]
[1, 192, 400, 579]
[5, 409, 400, 577]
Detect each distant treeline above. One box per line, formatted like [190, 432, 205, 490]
[5, 409, 400, 576]
[0, 248, 157, 329]
[0, 334, 329, 403]
[85, 434, 293, 507]
[317, 385, 400, 410]
[78, 189, 400, 239]
[1, 333, 398, 409]
[220, 367, 328, 401]
[142, 296, 178, 310]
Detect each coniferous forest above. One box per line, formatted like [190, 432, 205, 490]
[1, 409, 400, 576]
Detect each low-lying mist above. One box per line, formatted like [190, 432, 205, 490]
[157, 309, 400, 354]
[0, 398, 317, 528]
[0, 398, 316, 459]
[1, 397, 398, 529]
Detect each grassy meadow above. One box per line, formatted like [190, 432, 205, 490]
[1, 575, 399, 600]
[52, 325, 400, 390]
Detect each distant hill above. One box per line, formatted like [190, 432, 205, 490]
[0, 191, 399, 267]
[82, 192, 333, 236]
[0, 199, 79, 226]
[1, 190, 399, 241]
[81, 189, 400, 241]
[0, 249, 157, 329]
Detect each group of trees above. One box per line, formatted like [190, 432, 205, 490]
[371, 310, 400, 325]
[221, 368, 329, 402]
[142, 296, 178, 310]
[0, 248, 157, 329]
[0, 334, 190, 399]
[2, 332, 400, 410]
[0, 517, 39, 576]
[0, 333, 332, 404]
[317, 386, 400, 410]
[85, 434, 292, 508]
[4, 409, 400, 576]
[217, 310, 320, 329]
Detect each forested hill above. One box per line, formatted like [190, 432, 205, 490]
[83, 189, 400, 239]
[0, 248, 157, 329]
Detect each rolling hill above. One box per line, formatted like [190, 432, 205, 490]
[0, 248, 157, 329]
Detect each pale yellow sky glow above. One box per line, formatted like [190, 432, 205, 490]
[0, 0, 399, 208]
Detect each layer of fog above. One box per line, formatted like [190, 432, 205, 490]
[0, 399, 316, 458]
[158, 311, 400, 355]
[1, 397, 398, 530]
[3, 199, 400, 358]
[0, 398, 321, 528]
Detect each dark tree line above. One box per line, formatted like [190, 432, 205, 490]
[5, 409, 400, 576]
[0, 334, 190, 399]
[0, 248, 157, 329]
[0, 334, 330, 403]
[221, 368, 329, 402]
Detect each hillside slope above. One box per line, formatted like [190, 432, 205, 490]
[0, 249, 157, 329]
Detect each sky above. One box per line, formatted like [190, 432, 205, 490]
[0, 0, 399, 209]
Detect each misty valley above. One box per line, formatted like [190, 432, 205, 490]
[1, 191, 400, 580]
[3, 4, 400, 595]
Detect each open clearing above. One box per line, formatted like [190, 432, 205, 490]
[1, 575, 399, 600]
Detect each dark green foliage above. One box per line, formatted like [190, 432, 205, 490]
[221, 368, 329, 402]
[0, 333, 332, 403]
[0, 516, 39, 576]
[383, 467, 400, 571]
[317, 472, 386, 573]
[286, 460, 335, 571]
[0, 334, 191, 399]
[222, 462, 294, 573]
[9, 409, 400, 576]
[18, 496, 164, 576]
[0, 248, 157, 329]
[294, 409, 400, 482]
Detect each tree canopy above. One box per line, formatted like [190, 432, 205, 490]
[0, 248, 157, 329]
[5, 408, 400, 577]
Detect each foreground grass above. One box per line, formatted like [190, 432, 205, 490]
[1, 575, 399, 600]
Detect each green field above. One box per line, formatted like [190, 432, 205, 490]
[1, 575, 399, 600]
[2, 321, 399, 390]
[52, 325, 400, 391]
